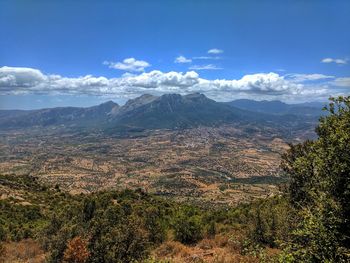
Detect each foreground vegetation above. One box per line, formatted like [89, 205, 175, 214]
[0, 96, 349, 262]
[0, 176, 292, 262]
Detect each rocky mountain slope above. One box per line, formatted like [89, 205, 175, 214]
[0, 93, 322, 132]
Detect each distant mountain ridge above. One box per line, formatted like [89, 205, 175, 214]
[0, 101, 120, 129]
[0, 93, 323, 131]
[227, 99, 325, 116]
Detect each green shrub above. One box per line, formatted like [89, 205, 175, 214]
[280, 96, 350, 262]
[173, 207, 203, 244]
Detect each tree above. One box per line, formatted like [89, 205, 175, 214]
[173, 207, 203, 244]
[248, 197, 296, 248]
[281, 140, 315, 206]
[89, 216, 150, 263]
[281, 96, 350, 262]
[82, 198, 96, 222]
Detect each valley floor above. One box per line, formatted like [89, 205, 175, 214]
[0, 126, 289, 206]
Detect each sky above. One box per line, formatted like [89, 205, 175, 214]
[0, 0, 350, 109]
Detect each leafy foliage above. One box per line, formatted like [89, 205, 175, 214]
[172, 206, 204, 244]
[280, 96, 350, 262]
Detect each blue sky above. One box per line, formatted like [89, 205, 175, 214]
[0, 0, 349, 109]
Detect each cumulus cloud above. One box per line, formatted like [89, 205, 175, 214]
[0, 66, 47, 88]
[0, 66, 344, 101]
[189, 64, 223, 70]
[174, 56, 192, 63]
[116, 70, 200, 91]
[103, 58, 150, 72]
[321, 58, 348, 65]
[209, 73, 302, 95]
[208, 48, 223, 54]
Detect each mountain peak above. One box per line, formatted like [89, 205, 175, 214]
[99, 100, 118, 107]
[159, 93, 182, 99]
[184, 93, 212, 103]
[118, 94, 158, 115]
[124, 94, 158, 105]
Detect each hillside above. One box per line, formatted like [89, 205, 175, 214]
[0, 101, 119, 129]
[0, 173, 288, 263]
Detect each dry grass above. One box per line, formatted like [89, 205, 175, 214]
[154, 241, 192, 259]
[0, 239, 45, 263]
[0, 234, 280, 263]
[151, 233, 277, 263]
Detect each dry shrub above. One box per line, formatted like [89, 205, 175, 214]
[0, 244, 4, 255]
[265, 247, 281, 259]
[213, 234, 229, 248]
[198, 238, 215, 250]
[213, 250, 239, 263]
[0, 239, 45, 263]
[154, 241, 191, 258]
[63, 236, 90, 263]
[213, 251, 258, 263]
[226, 232, 247, 253]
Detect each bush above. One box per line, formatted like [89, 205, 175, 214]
[173, 207, 203, 244]
[247, 197, 297, 248]
[63, 236, 90, 263]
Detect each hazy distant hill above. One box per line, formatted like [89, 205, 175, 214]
[227, 99, 324, 116]
[0, 100, 119, 129]
[0, 93, 322, 132]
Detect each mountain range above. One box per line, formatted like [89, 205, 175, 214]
[0, 93, 324, 132]
[226, 99, 325, 116]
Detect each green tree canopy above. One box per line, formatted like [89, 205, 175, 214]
[281, 96, 350, 262]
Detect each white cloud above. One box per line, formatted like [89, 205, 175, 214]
[321, 57, 348, 65]
[117, 70, 200, 90]
[192, 56, 221, 60]
[331, 77, 350, 87]
[0, 66, 47, 88]
[209, 73, 302, 95]
[189, 64, 223, 70]
[286, 73, 334, 82]
[0, 66, 345, 101]
[174, 55, 192, 63]
[103, 58, 151, 72]
[208, 48, 223, 54]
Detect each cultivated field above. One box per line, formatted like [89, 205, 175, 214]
[0, 125, 290, 206]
